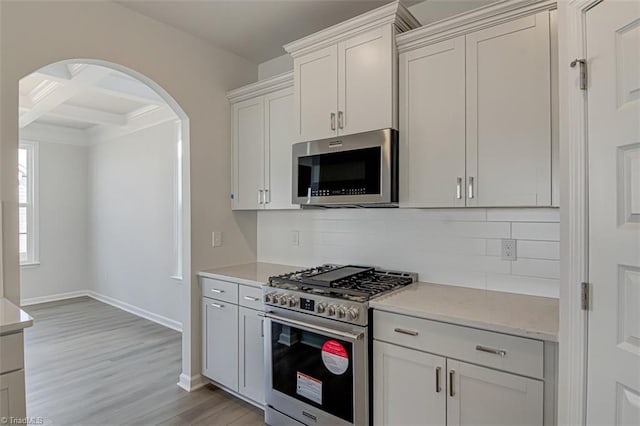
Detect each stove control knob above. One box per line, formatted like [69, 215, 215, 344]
[272, 294, 280, 304]
[347, 308, 359, 320]
[316, 303, 327, 314]
[287, 296, 298, 307]
[264, 293, 275, 303]
[280, 295, 288, 305]
[327, 304, 337, 316]
[336, 306, 346, 319]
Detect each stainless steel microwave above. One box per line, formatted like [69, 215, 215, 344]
[292, 128, 398, 207]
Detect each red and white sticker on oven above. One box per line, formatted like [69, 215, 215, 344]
[321, 340, 349, 375]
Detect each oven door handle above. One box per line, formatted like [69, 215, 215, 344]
[265, 312, 364, 342]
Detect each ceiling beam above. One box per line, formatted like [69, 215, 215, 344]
[20, 66, 114, 128]
[20, 95, 127, 127]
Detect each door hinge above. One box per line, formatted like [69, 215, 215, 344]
[570, 59, 587, 90]
[581, 282, 590, 310]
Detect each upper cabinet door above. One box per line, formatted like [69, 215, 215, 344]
[446, 359, 543, 426]
[399, 36, 466, 208]
[466, 11, 551, 207]
[294, 45, 338, 142]
[264, 87, 298, 210]
[232, 97, 264, 210]
[338, 26, 395, 136]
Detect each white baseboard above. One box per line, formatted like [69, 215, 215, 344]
[20, 289, 182, 333]
[178, 373, 206, 392]
[21, 290, 90, 306]
[87, 291, 182, 332]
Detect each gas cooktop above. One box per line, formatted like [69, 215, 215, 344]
[268, 264, 417, 303]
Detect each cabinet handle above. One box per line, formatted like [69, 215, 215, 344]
[475, 345, 507, 357]
[394, 327, 419, 336]
[210, 302, 224, 309]
[330, 112, 336, 131]
[243, 296, 259, 302]
[261, 319, 264, 338]
[264, 188, 270, 204]
[435, 367, 442, 393]
[468, 176, 475, 199]
[210, 288, 224, 294]
[456, 177, 462, 199]
[449, 370, 455, 397]
[338, 111, 344, 129]
[258, 189, 264, 205]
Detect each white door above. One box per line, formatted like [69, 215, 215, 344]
[202, 298, 239, 391]
[0, 370, 26, 419]
[294, 45, 338, 142]
[373, 341, 446, 426]
[238, 307, 265, 404]
[399, 36, 466, 208]
[338, 26, 394, 136]
[585, 1, 640, 425]
[264, 87, 298, 210]
[447, 359, 543, 426]
[466, 11, 551, 207]
[232, 97, 264, 210]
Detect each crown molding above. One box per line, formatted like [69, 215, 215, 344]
[227, 71, 294, 103]
[396, 0, 556, 53]
[283, 1, 420, 58]
[20, 122, 89, 146]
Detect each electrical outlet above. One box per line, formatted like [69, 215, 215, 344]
[212, 231, 223, 248]
[291, 230, 300, 247]
[501, 239, 517, 260]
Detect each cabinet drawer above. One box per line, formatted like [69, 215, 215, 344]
[374, 310, 544, 379]
[201, 277, 238, 304]
[0, 332, 24, 374]
[239, 285, 263, 310]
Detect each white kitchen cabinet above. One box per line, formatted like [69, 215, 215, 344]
[238, 306, 265, 405]
[229, 73, 298, 210]
[294, 45, 338, 141]
[374, 341, 446, 426]
[399, 36, 466, 208]
[447, 360, 544, 426]
[285, 2, 419, 142]
[398, 6, 556, 208]
[0, 370, 26, 420]
[466, 11, 551, 207]
[202, 297, 239, 391]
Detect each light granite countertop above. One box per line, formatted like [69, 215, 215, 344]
[0, 298, 34, 335]
[198, 262, 300, 287]
[371, 282, 559, 342]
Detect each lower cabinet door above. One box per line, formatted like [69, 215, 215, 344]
[446, 359, 543, 426]
[0, 369, 26, 419]
[202, 298, 239, 391]
[374, 341, 446, 426]
[238, 306, 265, 404]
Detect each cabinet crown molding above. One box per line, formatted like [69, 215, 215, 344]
[227, 71, 293, 104]
[396, 0, 556, 53]
[283, 0, 420, 57]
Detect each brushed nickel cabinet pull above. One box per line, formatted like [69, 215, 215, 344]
[456, 177, 462, 199]
[394, 327, 419, 336]
[330, 113, 336, 131]
[449, 370, 455, 397]
[258, 189, 264, 205]
[338, 111, 344, 129]
[435, 367, 442, 393]
[475, 345, 507, 357]
[210, 302, 224, 309]
[468, 176, 475, 199]
[210, 288, 224, 294]
[244, 296, 260, 302]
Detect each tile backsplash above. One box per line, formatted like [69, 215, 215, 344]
[257, 208, 560, 298]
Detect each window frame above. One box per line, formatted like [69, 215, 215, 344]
[19, 140, 40, 267]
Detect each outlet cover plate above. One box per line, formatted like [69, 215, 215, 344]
[501, 239, 517, 260]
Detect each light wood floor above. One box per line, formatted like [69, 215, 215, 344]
[23, 297, 264, 425]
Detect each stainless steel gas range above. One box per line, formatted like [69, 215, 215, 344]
[262, 265, 417, 426]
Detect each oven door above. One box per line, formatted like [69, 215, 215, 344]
[264, 309, 368, 426]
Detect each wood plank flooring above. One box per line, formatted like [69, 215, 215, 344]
[23, 297, 264, 425]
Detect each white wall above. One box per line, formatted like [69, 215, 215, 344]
[408, 0, 498, 25]
[88, 120, 182, 325]
[258, 54, 294, 80]
[1, 0, 258, 385]
[258, 208, 560, 298]
[20, 142, 89, 301]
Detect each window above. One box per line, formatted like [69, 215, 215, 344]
[18, 141, 39, 265]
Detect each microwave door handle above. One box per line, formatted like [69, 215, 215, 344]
[265, 312, 364, 341]
[307, 187, 312, 204]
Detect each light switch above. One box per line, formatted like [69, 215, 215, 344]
[291, 230, 300, 246]
[212, 231, 223, 248]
